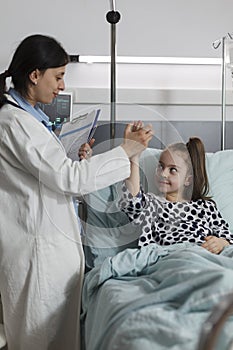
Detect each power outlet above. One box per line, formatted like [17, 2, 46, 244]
[69, 55, 79, 63]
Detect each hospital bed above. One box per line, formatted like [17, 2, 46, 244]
[0, 148, 232, 350]
[81, 147, 233, 350]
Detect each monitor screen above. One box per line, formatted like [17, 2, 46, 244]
[38, 92, 73, 127]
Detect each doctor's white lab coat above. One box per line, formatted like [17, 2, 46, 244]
[0, 100, 130, 350]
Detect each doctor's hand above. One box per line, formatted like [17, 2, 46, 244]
[201, 236, 230, 254]
[121, 122, 153, 159]
[78, 138, 95, 160]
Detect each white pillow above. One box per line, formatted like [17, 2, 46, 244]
[206, 150, 233, 233]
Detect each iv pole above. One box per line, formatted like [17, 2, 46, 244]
[220, 37, 226, 151]
[213, 34, 233, 151]
[106, 0, 121, 145]
[220, 36, 226, 151]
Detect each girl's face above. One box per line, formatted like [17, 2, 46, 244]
[155, 149, 192, 202]
[28, 65, 66, 105]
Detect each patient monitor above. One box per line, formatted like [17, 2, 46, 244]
[38, 92, 73, 128]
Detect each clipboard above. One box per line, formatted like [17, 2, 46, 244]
[59, 109, 100, 160]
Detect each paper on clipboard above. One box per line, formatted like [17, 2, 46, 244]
[59, 109, 100, 160]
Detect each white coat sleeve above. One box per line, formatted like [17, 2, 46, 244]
[0, 109, 130, 196]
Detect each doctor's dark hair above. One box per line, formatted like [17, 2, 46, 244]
[0, 34, 69, 107]
[166, 137, 210, 201]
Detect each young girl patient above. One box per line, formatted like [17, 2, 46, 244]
[119, 122, 233, 254]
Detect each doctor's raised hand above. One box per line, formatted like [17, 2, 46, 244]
[121, 122, 153, 158]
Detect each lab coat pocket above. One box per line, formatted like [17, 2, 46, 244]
[35, 235, 82, 302]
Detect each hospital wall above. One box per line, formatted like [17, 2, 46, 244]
[66, 62, 233, 152]
[1, 0, 233, 151]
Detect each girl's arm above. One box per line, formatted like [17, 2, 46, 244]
[201, 202, 233, 254]
[118, 182, 149, 225]
[125, 155, 141, 196]
[125, 121, 152, 196]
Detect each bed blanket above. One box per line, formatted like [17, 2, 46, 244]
[81, 243, 233, 350]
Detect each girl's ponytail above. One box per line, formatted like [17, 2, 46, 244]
[186, 137, 210, 200]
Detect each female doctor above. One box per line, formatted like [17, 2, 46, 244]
[0, 34, 153, 350]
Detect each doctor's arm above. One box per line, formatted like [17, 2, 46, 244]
[2, 117, 152, 196]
